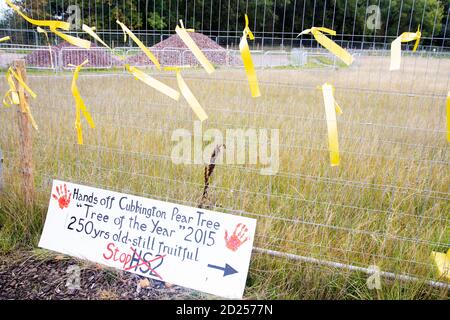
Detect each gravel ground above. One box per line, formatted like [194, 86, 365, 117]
[0, 251, 209, 300]
[24, 42, 123, 69]
[125, 32, 240, 67]
[21, 32, 239, 69]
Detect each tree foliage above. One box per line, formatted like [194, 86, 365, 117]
[0, 1, 447, 43]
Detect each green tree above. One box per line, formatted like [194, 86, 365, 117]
[0, 0, 447, 47]
[147, 12, 166, 29]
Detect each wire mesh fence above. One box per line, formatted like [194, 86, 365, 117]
[0, 0, 449, 294]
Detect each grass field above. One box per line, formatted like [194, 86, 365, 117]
[0, 53, 449, 299]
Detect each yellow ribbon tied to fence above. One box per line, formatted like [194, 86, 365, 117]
[321, 83, 343, 166]
[117, 20, 160, 69]
[3, 69, 19, 106]
[5, 0, 69, 30]
[165, 66, 208, 122]
[70, 60, 95, 145]
[0, 36, 10, 42]
[82, 25, 111, 49]
[49, 26, 91, 49]
[175, 20, 215, 74]
[37, 27, 54, 69]
[240, 14, 261, 98]
[125, 64, 180, 101]
[5, 0, 90, 49]
[37, 27, 50, 43]
[82, 24, 126, 61]
[3, 67, 38, 130]
[298, 27, 354, 66]
[390, 26, 421, 71]
[431, 249, 450, 281]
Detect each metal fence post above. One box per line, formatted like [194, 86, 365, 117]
[34, 30, 39, 46]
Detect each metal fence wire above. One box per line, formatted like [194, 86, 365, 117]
[0, 0, 449, 291]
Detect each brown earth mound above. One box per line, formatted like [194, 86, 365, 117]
[25, 41, 123, 69]
[25, 33, 241, 69]
[125, 32, 240, 67]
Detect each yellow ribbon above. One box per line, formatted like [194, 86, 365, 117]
[37, 27, 54, 69]
[5, 0, 70, 30]
[0, 36, 10, 42]
[240, 14, 261, 98]
[70, 60, 95, 145]
[3, 69, 19, 106]
[82, 24, 126, 61]
[125, 64, 180, 101]
[447, 91, 450, 142]
[50, 25, 91, 49]
[82, 24, 111, 49]
[298, 27, 354, 66]
[37, 26, 49, 42]
[431, 249, 450, 281]
[390, 26, 421, 71]
[175, 20, 215, 74]
[165, 66, 208, 122]
[5, 0, 90, 49]
[116, 20, 160, 69]
[321, 83, 342, 166]
[3, 67, 38, 130]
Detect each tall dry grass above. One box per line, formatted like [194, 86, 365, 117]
[0, 53, 448, 299]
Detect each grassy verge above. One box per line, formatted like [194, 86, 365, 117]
[0, 61, 449, 299]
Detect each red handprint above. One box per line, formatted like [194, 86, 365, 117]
[225, 223, 249, 252]
[52, 183, 71, 209]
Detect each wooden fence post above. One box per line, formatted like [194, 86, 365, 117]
[12, 59, 35, 206]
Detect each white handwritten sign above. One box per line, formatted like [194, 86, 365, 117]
[39, 180, 257, 299]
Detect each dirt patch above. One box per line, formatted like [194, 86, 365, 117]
[125, 32, 240, 67]
[0, 251, 207, 300]
[25, 42, 123, 69]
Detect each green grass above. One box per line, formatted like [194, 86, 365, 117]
[0, 55, 449, 299]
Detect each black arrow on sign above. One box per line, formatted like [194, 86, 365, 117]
[207, 263, 238, 277]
